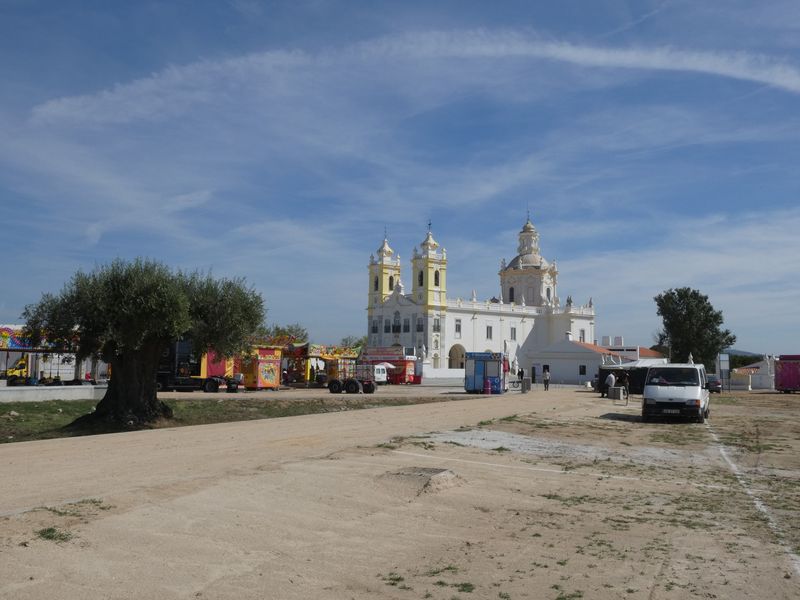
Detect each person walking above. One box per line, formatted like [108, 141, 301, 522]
[618, 371, 630, 400]
[543, 368, 551, 391]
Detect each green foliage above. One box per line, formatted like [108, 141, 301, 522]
[22, 258, 264, 362]
[255, 323, 308, 345]
[654, 287, 735, 369]
[730, 354, 764, 369]
[340, 335, 367, 348]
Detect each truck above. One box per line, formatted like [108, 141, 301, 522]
[326, 360, 377, 394]
[156, 340, 241, 393]
[775, 355, 800, 393]
[2, 356, 29, 385]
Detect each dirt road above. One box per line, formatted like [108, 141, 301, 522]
[1, 388, 798, 599]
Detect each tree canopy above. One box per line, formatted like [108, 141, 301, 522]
[254, 323, 308, 346]
[340, 335, 367, 349]
[23, 258, 264, 426]
[654, 287, 735, 370]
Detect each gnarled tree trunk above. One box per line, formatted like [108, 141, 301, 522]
[89, 342, 173, 427]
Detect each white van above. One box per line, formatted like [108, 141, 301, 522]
[641, 363, 710, 423]
[372, 364, 388, 385]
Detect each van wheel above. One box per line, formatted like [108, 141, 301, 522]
[695, 411, 705, 423]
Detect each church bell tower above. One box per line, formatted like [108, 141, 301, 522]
[368, 236, 401, 310]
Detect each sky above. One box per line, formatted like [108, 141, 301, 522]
[1, 0, 799, 354]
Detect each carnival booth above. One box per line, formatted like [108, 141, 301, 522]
[239, 347, 282, 390]
[360, 346, 422, 384]
[465, 352, 508, 394]
[283, 343, 360, 387]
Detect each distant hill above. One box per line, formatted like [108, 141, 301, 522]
[724, 348, 762, 357]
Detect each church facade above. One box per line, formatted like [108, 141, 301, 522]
[366, 218, 596, 379]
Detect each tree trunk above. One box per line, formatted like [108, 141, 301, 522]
[90, 343, 173, 427]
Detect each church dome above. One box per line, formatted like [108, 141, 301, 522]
[503, 217, 547, 270]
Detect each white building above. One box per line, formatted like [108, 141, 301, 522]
[366, 218, 596, 382]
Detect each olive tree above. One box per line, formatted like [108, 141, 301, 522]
[654, 287, 736, 370]
[22, 259, 264, 427]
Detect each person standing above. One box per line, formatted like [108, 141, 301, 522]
[543, 368, 551, 391]
[602, 371, 616, 398]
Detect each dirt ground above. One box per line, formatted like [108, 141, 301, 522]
[1, 386, 799, 600]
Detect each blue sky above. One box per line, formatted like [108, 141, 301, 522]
[1, 1, 799, 354]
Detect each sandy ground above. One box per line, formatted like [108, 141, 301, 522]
[1, 386, 799, 600]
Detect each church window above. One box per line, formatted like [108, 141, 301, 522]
[579, 329, 586, 343]
[509, 287, 515, 303]
[510, 327, 516, 341]
[371, 320, 378, 334]
[546, 287, 551, 301]
[455, 319, 461, 338]
[579, 365, 587, 376]
[418, 270, 423, 286]
[416, 318, 424, 332]
[486, 325, 493, 340]
[389, 276, 394, 291]
[433, 318, 441, 333]
[392, 312, 401, 333]
[434, 270, 440, 287]
[403, 318, 410, 333]
[384, 319, 391, 333]
[373, 276, 378, 291]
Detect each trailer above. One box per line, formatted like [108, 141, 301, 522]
[775, 355, 800, 393]
[156, 340, 240, 392]
[326, 359, 377, 394]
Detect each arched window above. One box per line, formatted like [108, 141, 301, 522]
[509, 287, 515, 303]
[418, 270, 423, 286]
[374, 276, 379, 291]
[389, 276, 394, 291]
[434, 270, 440, 287]
[546, 287, 551, 301]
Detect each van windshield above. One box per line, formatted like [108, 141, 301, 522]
[647, 368, 700, 386]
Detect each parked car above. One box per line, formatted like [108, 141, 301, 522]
[707, 375, 722, 393]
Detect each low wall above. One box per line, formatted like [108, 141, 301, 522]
[0, 384, 108, 403]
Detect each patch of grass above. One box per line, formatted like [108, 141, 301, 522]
[1, 395, 469, 444]
[36, 527, 72, 543]
[477, 420, 494, 426]
[454, 582, 475, 593]
[555, 591, 583, 600]
[1, 400, 98, 443]
[499, 414, 520, 422]
[492, 446, 511, 453]
[380, 572, 405, 586]
[425, 565, 459, 576]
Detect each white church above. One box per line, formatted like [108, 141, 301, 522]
[366, 217, 601, 384]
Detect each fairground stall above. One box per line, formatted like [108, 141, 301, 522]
[1, 324, 104, 385]
[464, 351, 508, 394]
[283, 343, 360, 387]
[360, 346, 422, 384]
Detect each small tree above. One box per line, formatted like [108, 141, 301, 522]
[654, 287, 735, 370]
[340, 335, 367, 349]
[254, 323, 308, 346]
[23, 259, 264, 427]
